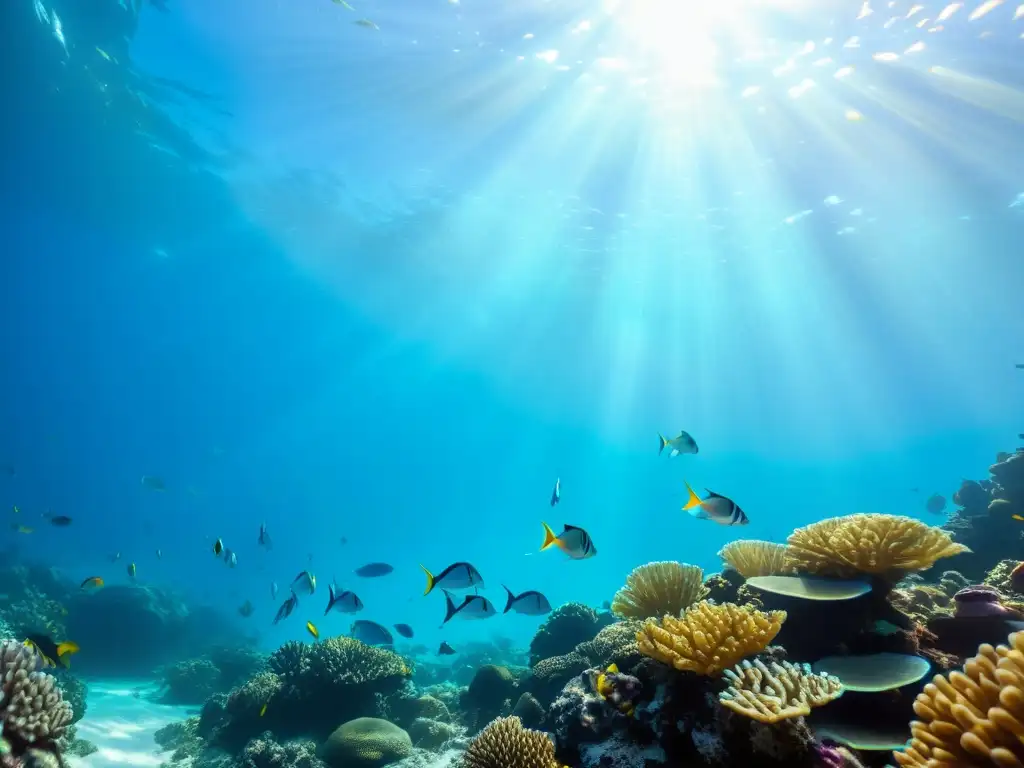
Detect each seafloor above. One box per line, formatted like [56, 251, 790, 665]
[2, 446, 1023, 768]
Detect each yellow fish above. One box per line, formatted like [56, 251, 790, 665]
[306, 621, 319, 640]
[13, 525, 32, 534]
[595, 662, 618, 699]
[259, 702, 268, 717]
[127, 562, 137, 580]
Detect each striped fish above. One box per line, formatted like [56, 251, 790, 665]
[541, 523, 597, 559]
[682, 482, 749, 526]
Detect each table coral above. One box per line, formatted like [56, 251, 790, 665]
[719, 541, 793, 578]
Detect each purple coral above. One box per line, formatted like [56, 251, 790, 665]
[952, 585, 1016, 618]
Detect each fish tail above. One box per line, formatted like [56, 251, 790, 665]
[420, 564, 435, 595]
[681, 481, 703, 512]
[442, 590, 458, 624]
[540, 522, 559, 551]
[502, 585, 516, 614]
[658, 433, 668, 455]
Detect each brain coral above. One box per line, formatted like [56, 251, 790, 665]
[637, 601, 786, 675]
[319, 718, 412, 768]
[611, 561, 706, 620]
[894, 630, 1024, 766]
[785, 513, 968, 579]
[462, 716, 558, 768]
[0, 640, 74, 743]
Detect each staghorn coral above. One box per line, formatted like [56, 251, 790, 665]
[462, 716, 558, 768]
[894, 630, 1024, 766]
[636, 601, 786, 675]
[786, 513, 969, 580]
[718, 658, 844, 723]
[718, 541, 793, 578]
[0, 640, 74, 743]
[610, 562, 706, 620]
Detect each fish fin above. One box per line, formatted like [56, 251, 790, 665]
[658, 433, 668, 455]
[420, 564, 435, 595]
[442, 590, 458, 624]
[540, 522, 559, 551]
[56, 641, 79, 656]
[681, 481, 703, 511]
[606, 663, 619, 674]
[705, 489, 724, 498]
[502, 585, 516, 614]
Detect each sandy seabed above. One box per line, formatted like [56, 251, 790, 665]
[67, 682, 192, 768]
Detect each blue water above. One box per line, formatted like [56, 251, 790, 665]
[2, 0, 1023, 659]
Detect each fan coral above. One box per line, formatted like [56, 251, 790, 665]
[610, 562, 706, 620]
[718, 658, 844, 723]
[636, 601, 786, 675]
[0, 640, 74, 742]
[718, 541, 793, 578]
[894, 630, 1024, 766]
[462, 716, 558, 768]
[785, 513, 969, 579]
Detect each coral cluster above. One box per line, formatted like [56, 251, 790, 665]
[637, 601, 786, 675]
[786, 513, 969, 580]
[462, 716, 557, 768]
[719, 540, 793, 578]
[719, 659, 844, 723]
[610, 562, 705, 620]
[0, 640, 73, 743]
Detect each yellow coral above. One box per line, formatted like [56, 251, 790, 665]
[636, 601, 786, 676]
[719, 658, 844, 723]
[895, 631, 1024, 767]
[611, 562, 706, 620]
[462, 716, 558, 768]
[718, 541, 793, 578]
[785, 513, 969, 579]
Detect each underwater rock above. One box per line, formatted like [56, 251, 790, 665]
[511, 693, 546, 731]
[579, 736, 666, 768]
[65, 585, 242, 677]
[406, 719, 463, 751]
[573, 621, 643, 674]
[701, 569, 744, 605]
[160, 658, 221, 705]
[460, 665, 517, 732]
[528, 604, 601, 667]
[319, 718, 412, 768]
[985, 558, 1024, 595]
[385, 748, 463, 768]
[524, 652, 590, 707]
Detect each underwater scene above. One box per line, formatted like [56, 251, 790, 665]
[2, 0, 1024, 767]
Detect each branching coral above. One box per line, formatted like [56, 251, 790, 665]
[719, 658, 844, 723]
[636, 601, 786, 675]
[894, 630, 1024, 766]
[610, 562, 706, 620]
[785, 513, 969, 579]
[718, 541, 793, 578]
[302, 637, 409, 687]
[0, 640, 74, 743]
[462, 716, 558, 768]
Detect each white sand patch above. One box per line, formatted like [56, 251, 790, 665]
[68, 681, 194, 768]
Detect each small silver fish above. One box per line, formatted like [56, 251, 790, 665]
[503, 586, 552, 615]
[292, 570, 316, 595]
[658, 430, 698, 456]
[258, 522, 272, 549]
[442, 590, 497, 623]
[550, 477, 560, 506]
[325, 584, 363, 614]
[270, 581, 279, 600]
[224, 549, 238, 568]
[682, 482, 748, 526]
[273, 592, 298, 624]
[540, 523, 597, 559]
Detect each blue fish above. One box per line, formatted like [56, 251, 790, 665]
[503, 586, 552, 616]
[292, 570, 316, 595]
[325, 584, 363, 614]
[421, 562, 484, 595]
[350, 620, 394, 646]
[658, 430, 698, 457]
[394, 623, 414, 639]
[354, 563, 394, 578]
[273, 592, 298, 625]
[442, 590, 496, 624]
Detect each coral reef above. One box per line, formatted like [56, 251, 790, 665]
[786, 513, 969, 580]
[637, 601, 786, 675]
[462, 716, 557, 768]
[318, 718, 412, 768]
[894, 630, 1024, 766]
[610, 562, 705, 620]
[719, 540, 793, 578]
[573, 620, 643, 673]
[719, 659, 844, 723]
[0, 640, 74, 743]
[528, 604, 601, 667]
